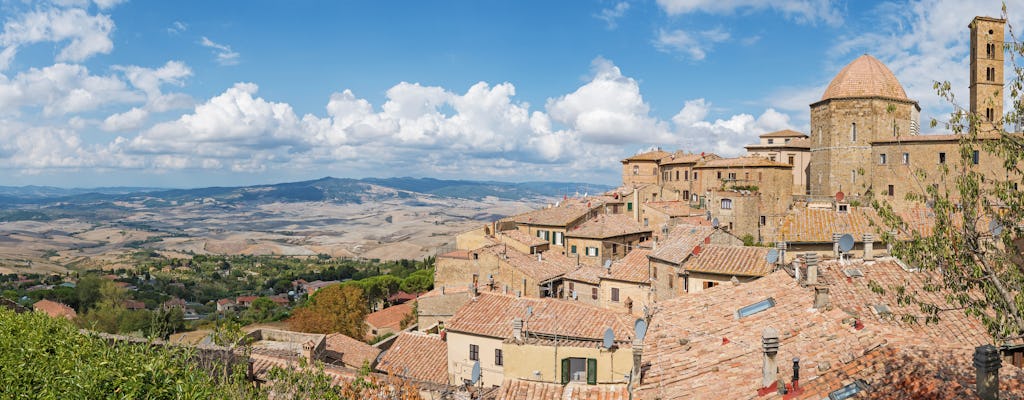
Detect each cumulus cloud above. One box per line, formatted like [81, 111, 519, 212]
[200, 37, 240, 66]
[653, 28, 731, 60]
[101, 107, 147, 131]
[0, 63, 141, 116]
[0, 7, 115, 67]
[672, 98, 795, 155]
[167, 21, 187, 35]
[595, 2, 631, 29]
[656, 0, 844, 26]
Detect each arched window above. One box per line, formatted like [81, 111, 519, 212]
[632, 165, 639, 175]
[987, 67, 995, 81]
[721, 198, 733, 210]
[986, 108, 994, 121]
[851, 123, 857, 142]
[987, 42, 995, 58]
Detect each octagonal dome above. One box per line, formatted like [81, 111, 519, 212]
[821, 54, 909, 101]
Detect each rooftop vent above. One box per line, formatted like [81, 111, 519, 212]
[737, 297, 776, 319]
[871, 304, 891, 316]
[828, 379, 869, 400]
[843, 268, 864, 278]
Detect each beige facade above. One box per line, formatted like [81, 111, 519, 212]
[502, 342, 633, 385]
[564, 233, 649, 267]
[745, 131, 811, 195]
[703, 190, 761, 241]
[447, 331, 504, 387]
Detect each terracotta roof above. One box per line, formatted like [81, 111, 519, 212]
[386, 291, 419, 303]
[32, 299, 77, 319]
[494, 379, 629, 400]
[606, 248, 651, 283]
[821, 54, 910, 102]
[682, 245, 774, 277]
[637, 272, 893, 399]
[759, 129, 807, 138]
[123, 300, 146, 310]
[417, 285, 471, 299]
[657, 151, 719, 166]
[217, 298, 235, 305]
[376, 332, 449, 385]
[480, 245, 578, 282]
[365, 302, 413, 331]
[649, 224, 714, 265]
[446, 292, 634, 343]
[507, 203, 597, 227]
[622, 149, 671, 162]
[564, 264, 604, 285]
[565, 213, 651, 239]
[642, 201, 700, 217]
[324, 333, 381, 369]
[778, 207, 878, 243]
[788, 137, 811, 148]
[695, 156, 792, 169]
[499, 229, 548, 247]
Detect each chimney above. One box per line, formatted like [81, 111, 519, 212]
[512, 318, 523, 342]
[974, 344, 1002, 400]
[805, 253, 819, 285]
[863, 233, 874, 261]
[832, 234, 842, 258]
[813, 287, 830, 309]
[302, 340, 316, 364]
[775, 242, 786, 266]
[761, 327, 780, 389]
[632, 338, 644, 384]
[469, 283, 477, 297]
[537, 253, 542, 262]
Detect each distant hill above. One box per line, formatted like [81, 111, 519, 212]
[0, 177, 613, 207]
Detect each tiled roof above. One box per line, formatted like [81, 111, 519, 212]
[324, 333, 381, 369]
[777, 207, 878, 243]
[622, 149, 672, 162]
[494, 379, 629, 400]
[694, 156, 792, 169]
[759, 129, 807, 138]
[376, 332, 448, 385]
[480, 245, 578, 282]
[821, 54, 909, 101]
[606, 248, 651, 283]
[682, 245, 774, 277]
[446, 293, 634, 343]
[365, 302, 413, 331]
[637, 272, 894, 400]
[642, 201, 700, 217]
[32, 299, 76, 319]
[565, 213, 651, 239]
[499, 229, 548, 247]
[658, 151, 719, 165]
[507, 203, 597, 227]
[649, 224, 714, 265]
[788, 137, 811, 148]
[564, 264, 604, 284]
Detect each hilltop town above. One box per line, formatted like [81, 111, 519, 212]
[6, 13, 1024, 400]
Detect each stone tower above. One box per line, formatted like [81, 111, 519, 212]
[808, 54, 920, 197]
[969, 16, 1005, 133]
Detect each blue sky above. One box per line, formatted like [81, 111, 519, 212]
[0, 0, 1016, 188]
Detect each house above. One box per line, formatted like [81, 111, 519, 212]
[646, 224, 742, 299]
[773, 205, 883, 262]
[436, 243, 578, 299]
[323, 332, 381, 369]
[744, 129, 811, 194]
[502, 198, 607, 255]
[32, 299, 76, 319]
[123, 300, 146, 310]
[376, 331, 448, 385]
[235, 296, 259, 307]
[563, 247, 652, 316]
[563, 213, 651, 267]
[302, 280, 340, 295]
[365, 302, 414, 338]
[639, 201, 706, 239]
[416, 285, 472, 331]
[678, 244, 774, 293]
[445, 292, 635, 388]
[386, 291, 418, 305]
[216, 298, 236, 312]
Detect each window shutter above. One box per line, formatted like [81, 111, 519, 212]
[561, 358, 571, 384]
[586, 358, 597, 385]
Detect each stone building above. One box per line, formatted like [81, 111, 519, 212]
[744, 129, 811, 195]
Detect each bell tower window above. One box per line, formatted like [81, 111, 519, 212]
[850, 123, 856, 142]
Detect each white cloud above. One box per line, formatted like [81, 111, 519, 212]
[0, 7, 115, 67]
[672, 98, 796, 155]
[653, 28, 731, 60]
[0, 63, 141, 116]
[93, 0, 128, 10]
[101, 107, 147, 131]
[656, 0, 844, 26]
[167, 21, 187, 35]
[595, 2, 631, 29]
[200, 37, 240, 66]
[114, 60, 194, 111]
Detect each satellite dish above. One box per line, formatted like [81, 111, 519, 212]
[712, 218, 720, 228]
[766, 249, 779, 264]
[990, 220, 1004, 236]
[634, 319, 648, 341]
[603, 327, 615, 349]
[287, 290, 295, 297]
[525, 306, 533, 317]
[838, 234, 855, 252]
[470, 360, 481, 384]
[836, 191, 845, 202]
[603, 259, 613, 269]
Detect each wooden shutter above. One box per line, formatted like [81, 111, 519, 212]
[561, 358, 570, 384]
[586, 358, 597, 385]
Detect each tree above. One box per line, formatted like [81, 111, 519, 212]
[871, 5, 1024, 343]
[289, 284, 368, 339]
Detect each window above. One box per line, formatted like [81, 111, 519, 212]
[987, 67, 996, 81]
[902, 153, 910, 165]
[675, 171, 680, 180]
[727, 172, 736, 180]
[769, 156, 776, 161]
[669, 276, 674, 288]
[585, 247, 598, 257]
[611, 243, 619, 254]
[737, 297, 776, 318]
[987, 108, 994, 121]
[851, 123, 857, 141]
[611, 288, 620, 302]
[744, 172, 750, 180]
[495, 349, 503, 366]
[684, 170, 689, 180]
[851, 170, 856, 184]
[939, 152, 946, 164]
[652, 266, 657, 280]
[973, 150, 980, 165]
[632, 165, 639, 175]
[570, 245, 577, 254]
[721, 198, 733, 209]
[591, 287, 598, 300]
[760, 215, 766, 225]
[627, 202, 633, 211]
[568, 282, 575, 293]
[887, 185, 895, 196]
[717, 171, 722, 179]
[553, 232, 564, 246]
[693, 172, 698, 180]
[879, 154, 887, 164]
[987, 42, 995, 58]
[767, 139, 774, 144]
[788, 155, 795, 165]
[469, 344, 479, 361]
[561, 358, 597, 385]
[838, 204, 849, 213]
[703, 281, 718, 289]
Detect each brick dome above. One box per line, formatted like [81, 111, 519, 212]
[820, 54, 909, 101]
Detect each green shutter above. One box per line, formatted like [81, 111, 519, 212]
[561, 358, 570, 384]
[586, 358, 597, 385]
[570, 245, 577, 254]
[627, 202, 633, 211]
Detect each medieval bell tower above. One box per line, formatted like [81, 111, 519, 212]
[969, 16, 1005, 133]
